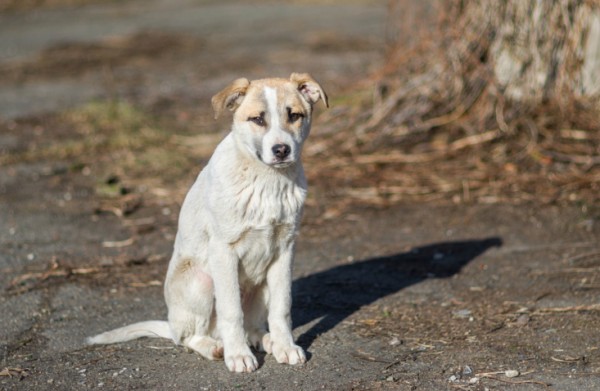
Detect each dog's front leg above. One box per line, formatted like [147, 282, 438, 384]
[263, 246, 306, 365]
[209, 240, 258, 373]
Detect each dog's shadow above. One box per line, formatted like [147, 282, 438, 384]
[291, 238, 502, 350]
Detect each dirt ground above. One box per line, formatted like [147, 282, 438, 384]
[1, 1, 599, 390]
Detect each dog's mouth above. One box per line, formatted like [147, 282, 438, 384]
[255, 150, 294, 168]
[272, 160, 294, 168]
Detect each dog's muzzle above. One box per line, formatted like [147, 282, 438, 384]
[272, 144, 291, 160]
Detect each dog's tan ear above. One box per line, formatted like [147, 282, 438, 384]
[211, 78, 251, 119]
[290, 73, 329, 108]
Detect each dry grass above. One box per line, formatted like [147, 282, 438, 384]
[305, 0, 600, 210]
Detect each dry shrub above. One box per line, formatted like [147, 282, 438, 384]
[308, 0, 600, 210]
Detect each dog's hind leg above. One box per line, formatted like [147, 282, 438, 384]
[168, 307, 223, 360]
[185, 335, 223, 360]
[166, 259, 222, 360]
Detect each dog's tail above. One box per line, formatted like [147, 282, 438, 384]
[87, 320, 171, 345]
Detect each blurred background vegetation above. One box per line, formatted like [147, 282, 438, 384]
[309, 0, 600, 208]
[1, 0, 598, 213]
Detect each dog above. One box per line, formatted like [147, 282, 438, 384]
[87, 73, 328, 373]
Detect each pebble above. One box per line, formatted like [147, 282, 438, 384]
[469, 377, 480, 384]
[454, 309, 472, 318]
[389, 337, 401, 346]
[505, 369, 520, 378]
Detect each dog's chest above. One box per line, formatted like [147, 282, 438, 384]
[234, 222, 294, 285]
[229, 174, 304, 285]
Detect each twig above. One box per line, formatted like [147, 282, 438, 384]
[560, 129, 595, 140]
[8, 259, 104, 294]
[551, 356, 583, 363]
[102, 237, 135, 248]
[541, 150, 600, 166]
[129, 280, 162, 288]
[536, 303, 600, 313]
[0, 367, 28, 378]
[351, 130, 499, 165]
[447, 130, 499, 151]
[481, 376, 551, 387]
[350, 350, 392, 364]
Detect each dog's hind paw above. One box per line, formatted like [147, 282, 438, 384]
[185, 335, 223, 361]
[247, 329, 267, 352]
[211, 340, 224, 360]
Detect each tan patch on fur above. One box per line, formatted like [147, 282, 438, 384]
[211, 77, 250, 119]
[233, 79, 311, 134]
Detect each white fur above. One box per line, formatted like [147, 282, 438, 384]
[260, 87, 295, 165]
[87, 75, 327, 373]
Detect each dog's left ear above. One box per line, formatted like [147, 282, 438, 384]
[290, 73, 329, 108]
[211, 77, 251, 119]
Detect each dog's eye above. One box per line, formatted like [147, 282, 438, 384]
[288, 111, 304, 123]
[248, 114, 266, 127]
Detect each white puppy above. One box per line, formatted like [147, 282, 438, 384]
[88, 73, 328, 373]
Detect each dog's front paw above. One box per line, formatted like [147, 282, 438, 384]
[262, 333, 306, 365]
[225, 348, 258, 373]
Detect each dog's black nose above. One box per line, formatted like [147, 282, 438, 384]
[272, 144, 291, 159]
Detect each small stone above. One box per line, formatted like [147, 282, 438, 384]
[505, 369, 519, 378]
[449, 375, 457, 382]
[389, 337, 401, 346]
[454, 309, 472, 318]
[469, 377, 480, 384]
[386, 375, 395, 382]
[462, 365, 473, 375]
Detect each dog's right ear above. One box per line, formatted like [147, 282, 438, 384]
[211, 78, 250, 119]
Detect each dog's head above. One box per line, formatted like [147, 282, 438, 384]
[211, 73, 328, 169]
